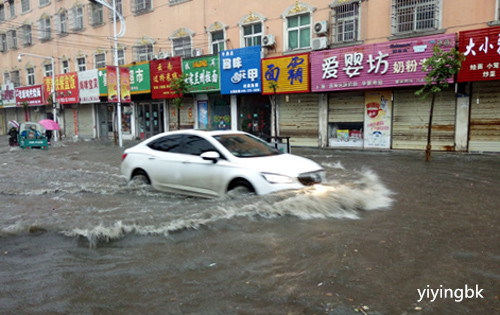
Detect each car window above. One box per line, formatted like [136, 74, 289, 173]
[214, 134, 280, 157]
[182, 135, 218, 156]
[147, 135, 184, 153]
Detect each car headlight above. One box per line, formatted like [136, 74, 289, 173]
[261, 172, 295, 184]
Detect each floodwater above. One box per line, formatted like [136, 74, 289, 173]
[0, 137, 498, 314]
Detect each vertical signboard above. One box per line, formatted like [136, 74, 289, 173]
[78, 69, 100, 103]
[364, 90, 392, 149]
[261, 53, 310, 94]
[1, 83, 16, 107]
[150, 56, 183, 99]
[220, 46, 262, 95]
[458, 26, 500, 82]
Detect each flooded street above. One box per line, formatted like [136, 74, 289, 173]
[0, 136, 499, 314]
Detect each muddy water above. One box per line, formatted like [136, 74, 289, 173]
[0, 138, 498, 314]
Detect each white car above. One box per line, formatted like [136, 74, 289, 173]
[121, 130, 325, 198]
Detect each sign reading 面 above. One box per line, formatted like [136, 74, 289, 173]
[261, 53, 310, 95]
[220, 46, 262, 95]
[15, 85, 45, 106]
[183, 55, 220, 93]
[458, 26, 500, 82]
[150, 56, 182, 99]
[310, 33, 456, 92]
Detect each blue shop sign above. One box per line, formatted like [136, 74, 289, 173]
[220, 46, 262, 95]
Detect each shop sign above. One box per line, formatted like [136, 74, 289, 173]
[364, 90, 392, 149]
[311, 33, 455, 92]
[1, 83, 16, 107]
[78, 69, 100, 104]
[15, 85, 45, 106]
[458, 26, 500, 82]
[261, 53, 310, 95]
[44, 72, 79, 104]
[220, 46, 262, 95]
[150, 56, 182, 99]
[183, 55, 220, 93]
[98, 62, 151, 97]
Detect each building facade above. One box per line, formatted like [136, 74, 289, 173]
[1, 0, 499, 152]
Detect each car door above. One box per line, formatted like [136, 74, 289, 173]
[175, 135, 228, 197]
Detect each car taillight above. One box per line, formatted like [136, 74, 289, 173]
[122, 153, 128, 161]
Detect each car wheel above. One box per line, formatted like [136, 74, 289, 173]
[130, 170, 151, 186]
[228, 179, 255, 197]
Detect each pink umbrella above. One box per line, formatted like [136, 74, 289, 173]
[8, 120, 19, 129]
[38, 119, 60, 130]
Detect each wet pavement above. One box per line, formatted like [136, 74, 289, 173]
[0, 135, 499, 314]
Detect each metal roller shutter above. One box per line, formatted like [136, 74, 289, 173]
[470, 81, 500, 152]
[392, 88, 456, 150]
[279, 94, 319, 147]
[328, 91, 365, 123]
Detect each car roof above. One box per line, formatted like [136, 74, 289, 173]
[141, 129, 246, 143]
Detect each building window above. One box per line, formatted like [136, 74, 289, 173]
[69, 5, 84, 31]
[3, 72, 10, 84]
[134, 43, 153, 62]
[211, 30, 224, 54]
[20, 24, 32, 46]
[6, 29, 17, 50]
[332, 1, 360, 43]
[95, 51, 106, 68]
[39, 0, 50, 8]
[132, 0, 152, 15]
[392, 0, 439, 34]
[26, 67, 35, 85]
[8, 0, 15, 19]
[287, 13, 311, 50]
[89, 2, 104, 27]
[44, 62, 53, 77]
[117, 48, 125, 65]
[0, 4, 5, 23]
[108, 0, 123, 20]
[38, 14, 52, 41]
[243, 23, 262, 47]
[61, 59, 69, 73]
[173, 36, 191, 57]
[0, 33, 7, 52]
[76, 56, 86, 72]
[11, 70, 20, 87]
[55, 9, 68, 36]
[21, 0, 30, 14]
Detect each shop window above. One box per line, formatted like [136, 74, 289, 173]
[331, 1, 360, 43]
[26, 67, 35, 85]
[328, 122, 364, 147]
[392, 0, 440, 34]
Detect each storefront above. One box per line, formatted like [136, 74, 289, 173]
[458, 26, 500, 152]
[311, 33, 456, 150]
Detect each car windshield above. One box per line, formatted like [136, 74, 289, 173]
[213, 134, 280, 158]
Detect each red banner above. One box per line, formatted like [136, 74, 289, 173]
[150, 57, 182, 99]
[106, 66, 131, 103]
[458, 26, 500, 82]
[107, 65, 119, 102]
[15, 85, 45, 106]
[120, 67, 131, 103]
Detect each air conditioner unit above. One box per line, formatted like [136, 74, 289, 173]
[262, 34, 275, 47]
[158, 51, 170, 59]
[312, 37, 329, 50]
[192, 48, 203, 56]
[313, 21, 329, 35]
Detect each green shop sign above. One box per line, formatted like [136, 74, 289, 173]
[182, 55, 220, 93]
[99, 61, 151, 96]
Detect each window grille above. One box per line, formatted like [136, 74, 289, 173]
[10, 70, 20, 87]
[95, 52, 106, 68]
[132, 0, 152, 15]
[134, 44, 153, 62]
[6, 29, 17, 50]
[8, 0, 15, 19]
[54, 10, 68, 35]
[20, 24, 32, 46]
[173, 36, 191, 57]
[108, 0, 123, 20]
[392, 0, 439, 34]
[39, 0, 50, 7]
[21, 0, 30, 13]
[38, 16, 52, 41]
[0, 33, 7, 52]
[0, 5, 5, 22]
[332, 2, 359, 43]
[69, 6, 84, 31]
[88, 2, 104, 27]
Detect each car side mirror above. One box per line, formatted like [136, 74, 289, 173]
[200, 151, 220, 163]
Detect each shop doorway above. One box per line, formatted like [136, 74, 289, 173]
[97, 104, 115, 139]
[137, 102, 164, 139]
[237, 95, 271, 141]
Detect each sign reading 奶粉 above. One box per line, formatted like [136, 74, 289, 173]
[220, 46, 262, 95]
[310, 33, 456, 92]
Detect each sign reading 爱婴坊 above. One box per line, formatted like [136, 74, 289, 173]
[261, 53, 310, 95]
[220, 46, 262, 95]
[183, 55, 220, 93]
[458, 26, 500, 82]
[310, 33, 456, 92]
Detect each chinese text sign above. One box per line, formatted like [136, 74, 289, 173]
[150, 57, 182, 99]
[261, 53, 310, 95]
[220, 46, 262, 95]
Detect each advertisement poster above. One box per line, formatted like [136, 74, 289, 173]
[197, 100, 208, 129]
[78, 69, 100, 103]
[261, 53, 310, 95]
[15, 85, 45, 106]
[45, 72, 79, 104]
[364, 90, 392, 149]
[183, 55, 220, 93]
[311, 33, 455, 92]
[119, 67, 131, 103]
[150, 56, 182, 99]
[1, 83, 16, 107]
[458, 25, 500, 82]
[220, 46, 262, 95]
[106, 65, 119, 102]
